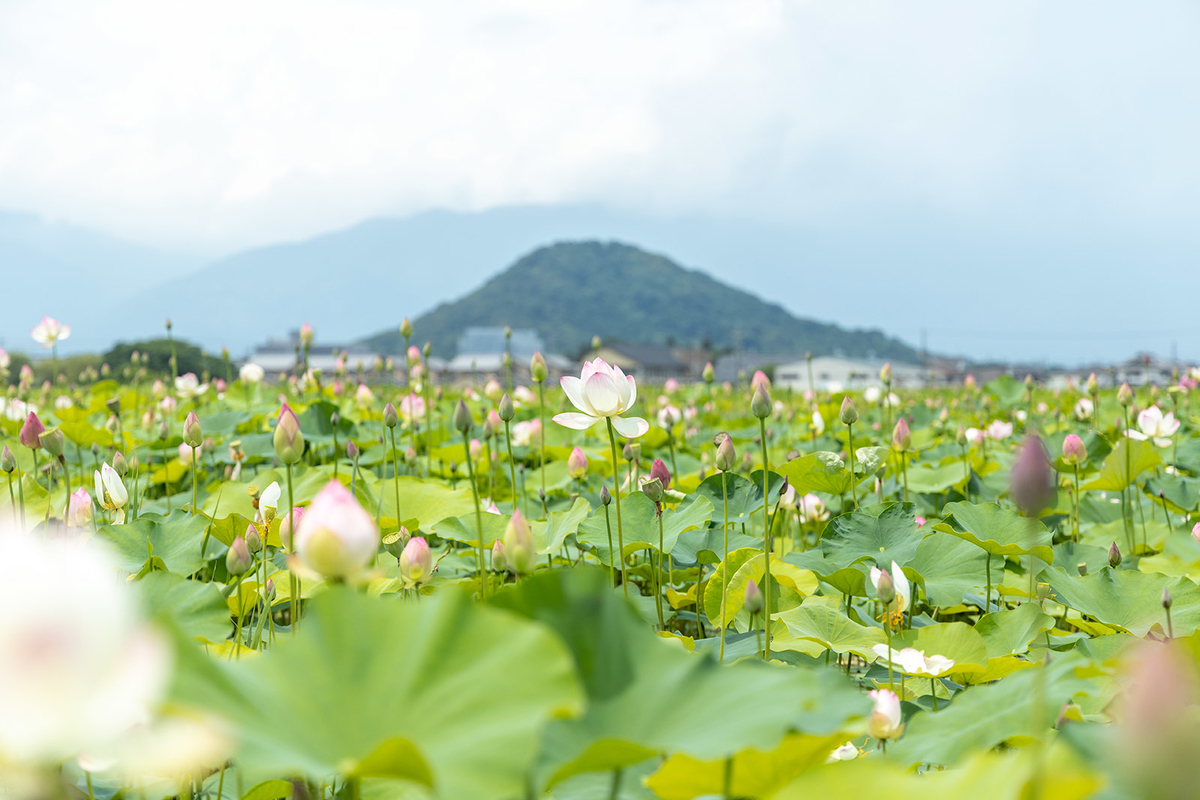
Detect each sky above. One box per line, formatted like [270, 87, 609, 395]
[2, 1, 1200, 363]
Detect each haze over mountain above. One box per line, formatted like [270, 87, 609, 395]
[2, 202, 1198, 366]
[361, 241, 919, 362]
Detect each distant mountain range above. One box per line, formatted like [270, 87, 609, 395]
[360, 241, 920, 361]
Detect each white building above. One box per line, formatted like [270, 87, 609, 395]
[775, 356, 927, 393]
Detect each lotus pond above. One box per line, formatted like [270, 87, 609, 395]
[2, 348, 1198, 800]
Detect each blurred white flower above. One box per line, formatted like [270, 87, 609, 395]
[174, 373, 208, 399]
[30, 317, 70, 349]
[239, 362, 265, 384]
[871, 645, 955, 677]
[826, 742, 859, 763]
[986, 420, 1013, 440]
[0, 528, 171, 766]
[1127, 405, 1180, 448]
[1074, 397, 1094, 420]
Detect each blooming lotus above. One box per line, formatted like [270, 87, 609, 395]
[399, 393, 426, 424]
[0, 526, 171, 766]
[67, 488, 93, 528]
[94, 462, 129, 524]
[293, 480, 379, 580]
[1127, 405, 1180, 448]
[398, 536, 433, 588]
[826, 742, 859, 763]
[866, 689, 904, 740]
[798, 493, 829, 523]
[239, 362, 265, 384]
[513, 385, 536, 407]
[258, 481, 282, 521]
[510, 419, 541, 447]
[811, 410, 825, 436]
[871, 645, 955, 677]
[355, 383, 375, 408]
[657, 404, 682, 429]
[965, 427, 986, 447]
[30, 316, 71, 349]
[553, 359, 649, 438]
[174, 373, 208, 399]
[864, 386, 881, 404]
[870, 560, 910, 614]
[1073, 397, 1094, 420]
[986, 420, 1013, 441]
[483, 379, 503, 401]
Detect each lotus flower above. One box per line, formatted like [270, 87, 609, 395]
[986, 420, 1013, 441]
[864, 386, 881, 404]
[239, 363, 265, 384]
[94, 463, 129, 524]
[1011, 436, 1053, 517]
[399, 393, 425, 424]
[66, 488, 93, 528]
[398, 536, 433, 588]
[567, 447, 588, 480]
[870, 561, 910, 614]
[30, 316, 70, 349]
[1127, 405, 1181, 448]
[355, 384, 375, 408]
[866, 689, 904, 740]
[510, 419, 541, 447]
[174, 373, 208, 399]
[871, 645, 955, 677]
[965, 427, 986, 447]
[1062, 434, 1088, 465]
[657, 404, 682, 429]
[293, 480, 379, 580]
[1073, 397, 1094, 421]
[797, 493, 829, 523]
[553, 359, 649, 438]
[826, 742, 859, 763]
[258, 481, 281, 520]
[811, 410, 825, 436]
[0, 527, 171, 766]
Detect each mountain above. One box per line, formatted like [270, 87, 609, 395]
[360, 241, 921, 361]
[0, 211, 197, 354]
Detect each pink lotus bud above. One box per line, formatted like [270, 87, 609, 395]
[183, 411, 202, 447]
[245, 522, 262, 553]
[744, 580, 764, 615]
[491, 539, 508, 572]
[892, 418, 911, 452]
[399, 536, 433, 587]
[880, 362, 892, 384]
[750, 370, 771, 391]
[486, 409, 503, 430]
[1011, 436, 1053, 517]
[1192, 522, 1200, 546]
[280, 506, 307, 550]
[866, 689, 904, 740]
[66, 488, 93, 527]
[19, 412, 44, 450]
[215, 378, 227, 393]
[1118, 382, 1134, 407]
[750, 383, 771, 419]
[406, 345, 421, 367]
[469, 438, 483, 460]
[356, 383, 375, 408]
[567, 447, 588, 479]
[504, 510, 536, 575]
[839, 396, 858, 425]
[226, 536, 252, 576]
[293, 480, 380, 580]
[273, 403, 305, 464]
[299, 322, 313, 346]
[1062, 434, 1088, 465]
[649, 458, 671, 491]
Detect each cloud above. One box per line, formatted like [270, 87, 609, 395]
[1, 0, 1198, 254]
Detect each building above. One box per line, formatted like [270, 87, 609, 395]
[712, 353, 803, 385]
[439, 327, 573, 385]
[775, 356, 927, 392]
[593, 342, 697, 383]
[246, 330, 383, 375]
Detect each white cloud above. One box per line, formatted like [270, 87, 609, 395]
[1, 0, 1198, 253]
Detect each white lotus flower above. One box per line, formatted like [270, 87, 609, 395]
[174, 373, 208, 398]
[259, 481, 282, 519]
[0, 528, 171, 766]
[811, 410, 825, 436]
[870, 560, 911, 614]
[863, 386, 881, 404]
[798, 493, 829, 523]
[965, 427, 985, 447]
[94, 463, 129, 524]
[826, 742, 859, 763]
[866, 689, 904, 740]
[239, 362, 265, 384]
[1074, 397, 1094, 420]
[553, 359, 649, 438]
[871, 645, 955, 677]
[1126, 405, 1180, 448]
[30, 316, 70, 349]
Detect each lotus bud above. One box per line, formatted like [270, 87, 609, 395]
[293, 479, 381, 580]
[0, 446, 14, 473]
[423, 341, 432, 358]
[591, 335, 602, 351]
[504, 510, 537, 575]
[1062, 433, 1087, 465]
[67, 487, 93, 527]
[382, 402, 399, 429]
[866, 690, 904, 741]
[182, 411, 202, 448]
[1118, 382, 1134, 407]
[157, 420, 169, 441]
[1162, 588, 1173, 609]
[567, 447, 588, 480]
[1024, 374, 1035, 391]
[744, 580, 765, 615]
[530, 351, 548, 383]
[1036, 582, 1051, 602]
[453, 400, 473, 433]
[112, 451, 128, 477]
[839, 397, 858, 425]
[226, 537, 252, 576]
[265, 579, 277, 603]
[273, 403, 305, 464]
[1010, 436, 1053, 517]
[491, 539, 508, 572]
[702, 362, 715, 384]
[469, 438, 483, 460]
[750, 384, 771, 419]
[956, 426, 967, 446]
[245, 523, 263, 554]
[280, 506, 307, 550]
[600, 485, 612, 506]
[39, 428, 65, 459]
[880, 363, 893, 384]
[498, 393, 515, 422]
[649, 458, 671, 491]
[875, 569, 896, 605]
[405, 445, 417, 464]
[1086, 372, 1098, 394]
[1192, 522, 1200, 546]
[1108, 541, 1122, 568]
[715, 435, 736, 471]
[399, 317, 413, 338]
[892, 418, 911, 452]
[19, 412, 44, 449]
[399, 536, 433, 587]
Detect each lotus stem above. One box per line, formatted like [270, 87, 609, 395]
[758, 417, 772, 661]
[719, 469, 729, 662]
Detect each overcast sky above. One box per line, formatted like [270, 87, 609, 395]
[2, 1, 1199, 362]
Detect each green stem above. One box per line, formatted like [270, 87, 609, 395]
[886, 619, 894, 692]
[656, 511, 665, 630]
[603, 502, 618, 590]
[287, 462, 299, 632]
[15, 460, 25, 528]
[847, 421, 858, 508]
[389, 426, 401, 524]
[608, 769, 622, 800]
[191, 447, 198, 516]
[606, 418, 627, 595]
[758, 418, 772, 661]
[719, 470, 730, 662]
[504, 420, 518, 511]
[538, 383, 547, 508]
[1073, 464, 1081, 542]
[900, 452, 908, 504]
[985, 554, 992, 614]
[931, 678, 938, 712]
[463, 431, 486, 596]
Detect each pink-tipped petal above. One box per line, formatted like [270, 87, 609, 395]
[609, 415, 649, 438]
[552, 412, 601, 431]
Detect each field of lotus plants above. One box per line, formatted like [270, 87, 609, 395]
[3, 319, 1200, 800]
